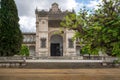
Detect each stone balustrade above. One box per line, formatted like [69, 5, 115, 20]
[0, 56, 26, 68]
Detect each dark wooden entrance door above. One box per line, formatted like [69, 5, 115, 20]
[51, 43, 60, 56]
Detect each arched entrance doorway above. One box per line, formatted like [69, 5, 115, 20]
[50, 34, 63, 56]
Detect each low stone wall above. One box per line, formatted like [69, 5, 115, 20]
[24, 62, 119, 69]
[0, 56, 119, 68]
[0, 57, 26, 68]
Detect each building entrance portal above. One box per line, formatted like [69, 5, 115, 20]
[51, 43, 60, 56]
[50, 35, 63, 56]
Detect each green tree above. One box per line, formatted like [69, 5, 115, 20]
[61, 0, 120, 57]
[19, 45, 29, 56]
[0, 0, 23, 56]
[91, 0, 120, 57]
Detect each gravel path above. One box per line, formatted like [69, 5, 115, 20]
[0, 69, 120, 80]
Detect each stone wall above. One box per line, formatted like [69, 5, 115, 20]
[0, 57, 26, 68]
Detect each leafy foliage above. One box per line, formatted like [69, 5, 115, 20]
[0, 0, 23, 56]
[61, 0, 120, 57]
[19, 45, 29, 56]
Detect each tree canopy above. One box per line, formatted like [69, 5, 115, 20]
[61, 0, 120, 57]
[0, 0, 23, 56]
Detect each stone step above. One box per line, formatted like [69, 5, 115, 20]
[47, 57, 71, 59]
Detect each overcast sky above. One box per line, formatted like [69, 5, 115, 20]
[14, 0, 101, 32]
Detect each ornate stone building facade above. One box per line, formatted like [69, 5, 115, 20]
[23, 3, 81, 57]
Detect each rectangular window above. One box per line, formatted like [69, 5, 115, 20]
[40, 38, 46, 48]
[68, 39, 74, 48]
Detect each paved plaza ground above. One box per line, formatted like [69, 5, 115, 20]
[0, 68, 120, 80]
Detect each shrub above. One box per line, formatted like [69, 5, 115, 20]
[19, 45, 29, 56]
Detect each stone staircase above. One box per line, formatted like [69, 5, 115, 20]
[47, 56, 71, 60]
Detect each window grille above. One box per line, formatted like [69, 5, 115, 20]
[68, 38, 74, 48]
[40, 38, 46, 48]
